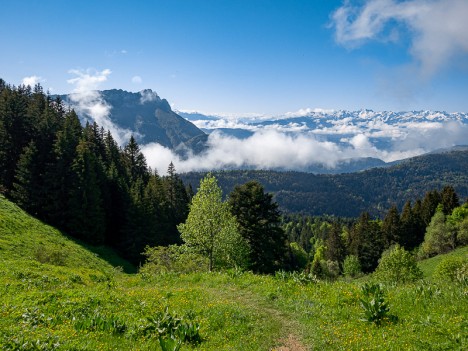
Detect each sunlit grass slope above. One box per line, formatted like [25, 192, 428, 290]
[0, 194, 467, 350]
[418, 245, 468, 279]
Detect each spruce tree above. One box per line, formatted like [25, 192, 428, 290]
[228, 180, 287, 273]
[441, 186, 459, 215]
[381, 205, 401, 249]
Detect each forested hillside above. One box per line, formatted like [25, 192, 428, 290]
[0, 80, 191, 264]
[181, 150, 468, 217]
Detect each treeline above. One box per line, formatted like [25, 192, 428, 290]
[283, 186, 467, 276]
[0, 80, 190, 263]
[181, 153, 468, 217]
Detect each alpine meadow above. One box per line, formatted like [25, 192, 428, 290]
[1, 0, 468, 350]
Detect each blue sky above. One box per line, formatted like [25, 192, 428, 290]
[1, 0, 467, 115]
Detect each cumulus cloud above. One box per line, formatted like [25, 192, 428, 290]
[22, 75, 44, 87]
[331, 0, 468, 76]
[67, 68, 134, 146]
[132, 75, 142, 84]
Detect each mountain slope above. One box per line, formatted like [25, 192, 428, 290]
[181, 149, 468, 217]
[0, 195, 133, 272]
[61, 89, 207, 152]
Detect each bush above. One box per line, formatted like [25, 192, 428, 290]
[359, 283, 397, 326]
[433, 256, 467, 282]
[343, 255, 362, 278]
[140, 245, 208, 275]
[374, 245, 423, 283]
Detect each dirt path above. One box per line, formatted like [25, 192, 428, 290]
[209, 285, 309, 351]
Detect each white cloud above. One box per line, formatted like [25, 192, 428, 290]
[132, 75, 142, 84]
[21, 75, 44, 87]
[67, 68, 134, 146]
[331, 0, 468, 76]
[285, 108, 335, 117]
[142, 116, 468, 174]
[139, 89, 159, 104]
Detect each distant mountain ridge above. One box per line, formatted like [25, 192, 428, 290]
[181, 149, 468, 217]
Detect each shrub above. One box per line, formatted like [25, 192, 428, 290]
[140, 245, 208, 275]
[343, 255, 362, 278]
[322, 260, 340, 279]
[374, 245, 423, 283]
[34, 245, 66, 266]
[359, 283, 397, 326]
[433, 256, 467, 282]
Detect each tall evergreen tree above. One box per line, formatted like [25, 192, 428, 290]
[162, 162, 189, 243]
[349, 212, 384, 273]
[67, 139, 106, 245]
[381, 205, 401, 249]
[11, 141, 40, 213]
[325, 222, 346, 265]
[441, 185, 460, 215]
[228, 180, 287, 273]
[124, 135, 148, 184]
[421, 190, 441, 226]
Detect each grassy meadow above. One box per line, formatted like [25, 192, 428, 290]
[1, 195, 467, 350]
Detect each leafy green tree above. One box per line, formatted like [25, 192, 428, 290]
[374, 244, 423, 283]
[228, 180, 287, 273]
[178, 174, 249, 271]
[419, 205, 456, 258]
[343, 255, 362, 278]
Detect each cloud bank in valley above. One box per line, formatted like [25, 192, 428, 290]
[141, 117, 468, 175]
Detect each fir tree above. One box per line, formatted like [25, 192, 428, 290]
[228, 180, 287, 273]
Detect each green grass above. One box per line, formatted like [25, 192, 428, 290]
[418, 245, 468, 279]
[1, 195, 467, 350]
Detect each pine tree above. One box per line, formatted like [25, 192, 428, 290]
[381, 205, 401, 249]
[349, 212, 384, 273]
[124, 135, 148, 184]
[421, 190, 441, 226]
[162, 162, 189, 243]
[441, 186, 459, 215]
[11, 141, 40, 213]
[228, 180, 287, 273]
[67, 139, 106, 245]
[325, 221, 346, 264]
[47, 110, 82, 228]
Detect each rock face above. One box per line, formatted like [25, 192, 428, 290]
[61, 89, 207, 153]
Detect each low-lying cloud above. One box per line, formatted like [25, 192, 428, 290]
[141, 119, 468, 174]
[331, 0, 468, 77]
